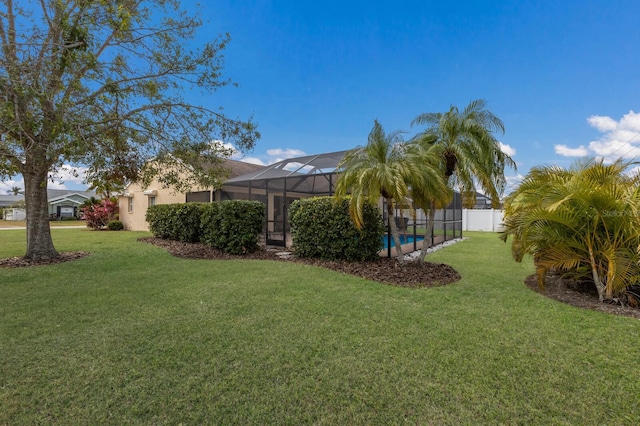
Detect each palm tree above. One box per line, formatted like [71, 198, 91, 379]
[411, 99, 516, 259]
[500, 158, 640, 302]
[335, 120, 446, 262]
[7, 186, 22, 195]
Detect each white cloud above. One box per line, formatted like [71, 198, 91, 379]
[552, 111, 640, 162]
[225, 144, 307, 166]
[266, 148, 306, 159]
[48, 165, 89, 189]
[499, 142, 516, 157]
[628, 165, 640, 177]
[554, 144, 589, 157]
[1, 164, 89, 194]
[0, 177, 24, 194]
[586, 110, 640, 162]
[504, 173, 525, 195]
[587, 115, 617, 132]
[240, 156, 267, 166]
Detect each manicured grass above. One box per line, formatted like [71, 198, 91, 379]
[1, 230, 639, 424]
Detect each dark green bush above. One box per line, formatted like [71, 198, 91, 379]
[146, 204, 174, 239]
[107, 220, 124, 231]
[148, 200, 264, 254]
[289, 196, 384, 261]
[201, 200, 264, 254]
[145, 203, 205, 242]
[172, 203, 206, 243]
[200, 202, 221, 247]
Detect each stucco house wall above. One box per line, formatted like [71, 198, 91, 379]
[119, 159, 265, 231]
[119, 180, 189, 231]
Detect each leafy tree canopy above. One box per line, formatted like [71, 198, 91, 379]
[0, 0, 259, 259]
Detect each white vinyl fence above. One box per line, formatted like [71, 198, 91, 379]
[462, 209, 504, 232]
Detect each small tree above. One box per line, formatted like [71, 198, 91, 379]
[412, 99, 515, 260]
[83, 199, 119, 230]
[501, 159, 640, 301]
[335, 120, 446, 263]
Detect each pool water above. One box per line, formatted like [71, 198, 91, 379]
[382, 234, 424, 249]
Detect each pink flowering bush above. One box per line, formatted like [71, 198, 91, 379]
[83, 199, 119, 230]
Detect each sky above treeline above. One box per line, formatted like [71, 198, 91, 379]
[2, 0, 639, 195]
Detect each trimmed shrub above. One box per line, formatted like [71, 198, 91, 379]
[200, 202, 221, 247]
[146, 204, 174, 239]
[289, 196, 384, 261]
[171, 203, 206, 243]
[201, 200, 264, 254]
[107, 220, 124, 230]
[148, 200, 264, 254]
[145, 203, 205, 243]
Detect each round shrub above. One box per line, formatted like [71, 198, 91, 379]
[289, 196, 384, 261]
[107, 220, 124, 230]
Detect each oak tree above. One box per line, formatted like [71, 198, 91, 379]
[0, 0, 259, 260]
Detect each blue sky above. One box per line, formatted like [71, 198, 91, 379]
[2, 0, 640, 194]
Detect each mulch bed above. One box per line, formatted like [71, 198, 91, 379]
[0, 251, 90, 268]
[524, 274, 640, 319]
[138, 237, 461, 289]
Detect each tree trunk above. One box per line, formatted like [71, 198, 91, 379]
[588, 246, 605, 302]
[386, 198, 404, 263]
[419, 200, 437, 261]
[23, 169, 59, 260]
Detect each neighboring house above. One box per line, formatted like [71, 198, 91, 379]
[1, 189, 96, 219]
[0, 194, 24, 209]
[46, 189, 96, 218]
[473, 191, 501, 209]
[119, 159, 266, 231]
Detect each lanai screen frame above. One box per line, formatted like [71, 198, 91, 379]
[219, 150, 463, 252]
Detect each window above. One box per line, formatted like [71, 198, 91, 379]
[186, 191, 210, 203]
[128, 197, 134, 213]
[148, 196, 156, 207]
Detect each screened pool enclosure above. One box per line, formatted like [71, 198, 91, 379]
[212, 150, 462, 254]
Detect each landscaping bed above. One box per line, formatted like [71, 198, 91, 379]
[525, 274, 640, 319]
[139, 236, 461, 289]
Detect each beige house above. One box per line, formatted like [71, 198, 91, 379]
[119, 159, 265, 231]
[119, 150, 464, 252]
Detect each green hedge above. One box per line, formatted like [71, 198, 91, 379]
[289, 197, 384, 261]
[200, 200, 264, 254]
[145, 204, 174, 239]
[146, 200, 264, 254]
[145, 203, 205, 243]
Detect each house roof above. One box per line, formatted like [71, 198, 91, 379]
[225, 150, 350, 184]
[222, 158, 266, 179]
[0, 194, 24, 207]
[46, 189, 96, 200]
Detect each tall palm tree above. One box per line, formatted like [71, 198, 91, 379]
[412, 99, 516, 259]
[501, 158, 640, 302]
[335, 120, 446, 262]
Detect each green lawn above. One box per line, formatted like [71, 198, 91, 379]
[1, 230, 639, 424]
